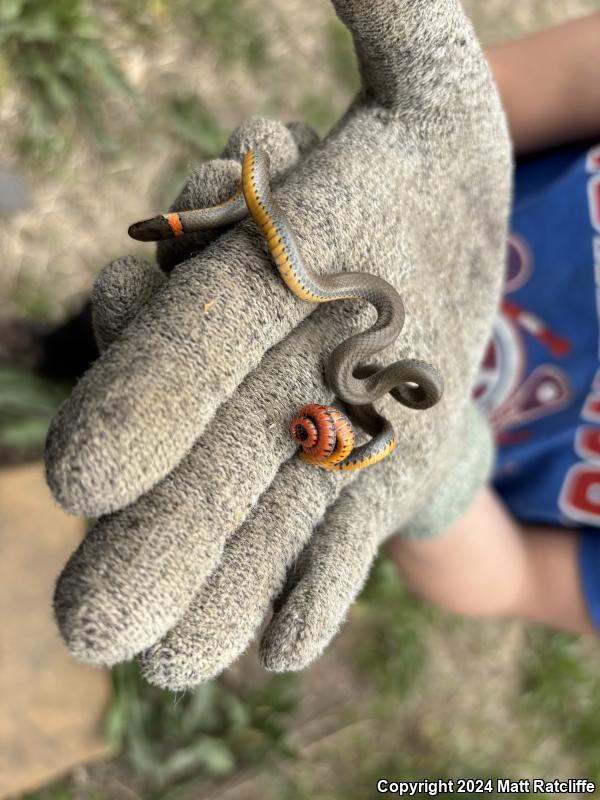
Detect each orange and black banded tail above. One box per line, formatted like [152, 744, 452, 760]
[290, 404, 356, 469]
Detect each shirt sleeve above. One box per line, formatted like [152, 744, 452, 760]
[578, 528, 600, 633]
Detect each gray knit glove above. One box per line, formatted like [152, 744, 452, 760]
[46, 0, 511, 690]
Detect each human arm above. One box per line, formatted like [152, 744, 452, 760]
[486, 12, 600, 154]
[386, 486, 598, 638]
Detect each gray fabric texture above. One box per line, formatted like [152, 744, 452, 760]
[46, 0, 511, 689]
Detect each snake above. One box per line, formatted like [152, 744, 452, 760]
[128, 149, 443, 471]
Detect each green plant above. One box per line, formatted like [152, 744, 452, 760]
[23, 787, 73, 800]
[165, 93, 225, 156]
[105, 662, 300, 795]
[0, 0, 136, 163]
[327, 18, 359, 93]
[300, 92, 340, 137]
[114, 0, 269, 66]
[0, 366, 69, 449]
[351, 555, 437, 697]
[180, 0, 270, 69]
[519, 627, 600, 781]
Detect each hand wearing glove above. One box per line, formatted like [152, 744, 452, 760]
[46, 0, 511, 690]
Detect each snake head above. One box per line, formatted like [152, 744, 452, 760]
[128, 215, 180, 242]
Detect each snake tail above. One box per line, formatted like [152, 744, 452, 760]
[291, 402, 397, 472]
[291, 404, 355, 469]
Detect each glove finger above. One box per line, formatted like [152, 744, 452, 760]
[259, 401, 495, 672]
[52, 300, 368, 664]
[332, 0, 484, 119]
[261, 469, 385, 673]
[137, 457, 339, 690]
[157, 117, 320, 273]
[285, 121, 321, 157]
[92, 256, 166, 352]
[222, 117, 319, 162]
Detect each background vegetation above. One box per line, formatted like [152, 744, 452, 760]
[3, 0, 600, 797]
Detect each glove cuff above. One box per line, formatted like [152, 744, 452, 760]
[399, 400, 495, 540]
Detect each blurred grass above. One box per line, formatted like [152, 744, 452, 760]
[0, 366, 68, 448]
[0, 0, 275, 169]
[103, 663, 299, 796]
[519, 627, 600, 783]
[24, 787, 76, 800]
[181, 0, 270, 70]
[0, 0, 137, 164]
[21, 554, 600, 799]
[0, 0, 359, 170]
[351, 557, 435, 698]
[115, 0, 271, 67]
[23, 665, 300, 799]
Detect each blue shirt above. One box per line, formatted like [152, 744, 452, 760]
[473, 138, 600, 629]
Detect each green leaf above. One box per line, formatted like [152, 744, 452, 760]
[179, 682, 222, 737]
[0, 366, 67, 413]
[23, 781, 74, 800]
[106, 662, 301, 791]
[221, 690, 252, 729]
[161, 736, 236, 781]
[0, 415, 52, 447]
[1, 0, 139, 165]
[166, 93, 225, 156]
[0, 0, 26, 24]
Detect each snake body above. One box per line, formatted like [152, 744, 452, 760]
[128, 149, 443, 471]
